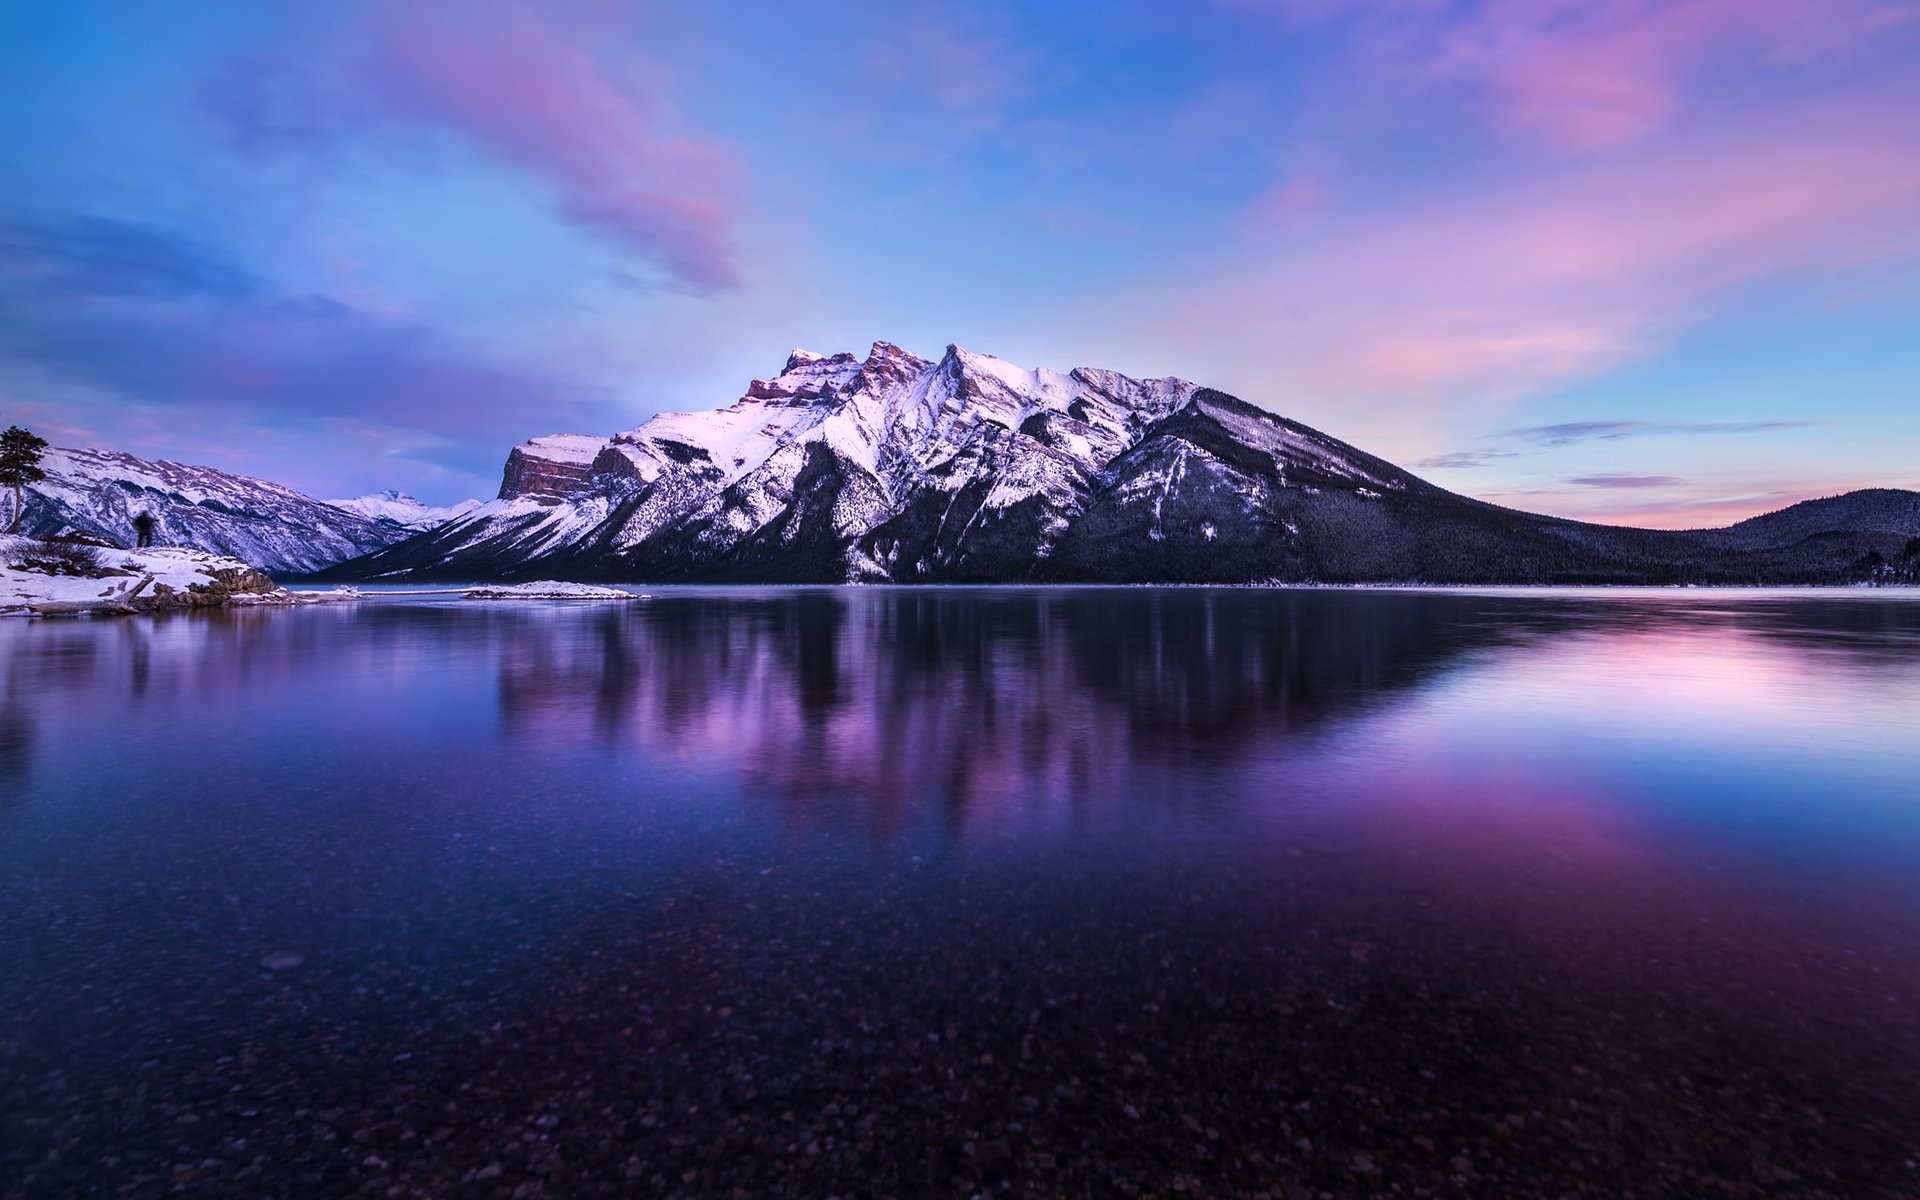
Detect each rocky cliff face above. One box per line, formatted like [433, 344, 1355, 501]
[498, 436, 607, 499]
[19, 448, 411, 574]
[318, 341, 1920, 586]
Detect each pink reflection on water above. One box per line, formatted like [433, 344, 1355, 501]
[1273, 620, 1920, 1062]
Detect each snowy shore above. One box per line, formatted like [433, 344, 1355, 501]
[2, 537, 642, 615]
[1, 536, 293, 616]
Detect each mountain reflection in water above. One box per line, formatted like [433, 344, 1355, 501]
[492, 590, 1494, 837]
[2, 587, 1918, 1199]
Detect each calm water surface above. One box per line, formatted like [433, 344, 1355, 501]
[2, 588, 1918, 1199]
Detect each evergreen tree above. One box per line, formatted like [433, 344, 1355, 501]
[0, 425, 49, 535]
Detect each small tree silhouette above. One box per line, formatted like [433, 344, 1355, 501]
[0, 426, 50, 535]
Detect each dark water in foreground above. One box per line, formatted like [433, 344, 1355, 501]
[2, 588, 1918, 1199]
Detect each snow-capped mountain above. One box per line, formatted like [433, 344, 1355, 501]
[328, 341, 1205, 581]
[326, 490, 483, 531]
[321, 341, 1920, 585]
[18, 447, 411, 575]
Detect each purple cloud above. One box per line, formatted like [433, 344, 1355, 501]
[366, 3, 740, 291]
[1499, 420, 1823, 446]
[1567, 474, 1685, 489]
[0, 214, 263, 303]
[200, 2, 743, 291]
[1411, 450, 1520, 469]
[0, 211, 630, 493]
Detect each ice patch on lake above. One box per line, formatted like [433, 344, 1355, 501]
[462, 582, 640, 601]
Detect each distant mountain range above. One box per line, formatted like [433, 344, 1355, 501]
[308, 341, 1920, 586]
[22, 343, 1917, 584]
[323, 490, 484, 532]
[18, 448, 477, 575]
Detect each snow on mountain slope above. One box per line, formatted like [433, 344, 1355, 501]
[326, 490, 483, 529]
[19, 447, 408, 574]
[317, 341, 1920, 585]
[329, 340, 1203, 582]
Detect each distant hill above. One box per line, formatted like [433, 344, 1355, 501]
[1710, 489, 1920, 548]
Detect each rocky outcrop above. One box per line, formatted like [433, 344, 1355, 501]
[137, 560, 279, 611]
[498, 436, 606, 499]
[2, 539, 286, 617]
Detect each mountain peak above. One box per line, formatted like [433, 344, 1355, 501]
[779, 348, 859, 377]
[857, 340, 930, 390]
[936, 343, 1043, 399]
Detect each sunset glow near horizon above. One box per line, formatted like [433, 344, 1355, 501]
[3, 0, 1917, 527]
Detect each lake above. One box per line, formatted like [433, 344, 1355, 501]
[3, 588, 1918, 1198]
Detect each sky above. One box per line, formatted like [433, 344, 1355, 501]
[1, 0, 1917, 526]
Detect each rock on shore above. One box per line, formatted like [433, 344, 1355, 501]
[1, 536, 283, 616]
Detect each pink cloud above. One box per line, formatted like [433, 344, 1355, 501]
[1154, 102, 1920, 411]
[1235, 0, 1918, 152]
[1438, 0, 1911, 151]
[367, 2, 740, 289]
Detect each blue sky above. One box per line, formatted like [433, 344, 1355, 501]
[2, 0, 1916, 525]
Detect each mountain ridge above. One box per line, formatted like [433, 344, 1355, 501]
[290, 340, 1920, 585]
[18, 446, 407, 575]
[17, 449, 488, 574]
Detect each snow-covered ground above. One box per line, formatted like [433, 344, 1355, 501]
[0, 536, 283, 615]
[2, 538, 650, 614]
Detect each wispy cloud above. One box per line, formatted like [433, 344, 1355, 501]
[202, 1, 744, 291]
[0, 211, 628, 481]
[1498, 419, 1824, 446]
[1411, 450, 1519, 469]
[0, 214, 264, 304]
[1431, 0, 1906, 152]
[1153, 0, 1920, 415]
[1146, 107, 1920, 411]
[367, 3, 740, 290]
[1231, 0, 1917, 152]
[1566, 474, 1685, 489]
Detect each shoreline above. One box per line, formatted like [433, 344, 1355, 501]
[2, 538, 648, 616]
[289, 578, 1920, 595]
[11, 535, 1918, 620]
